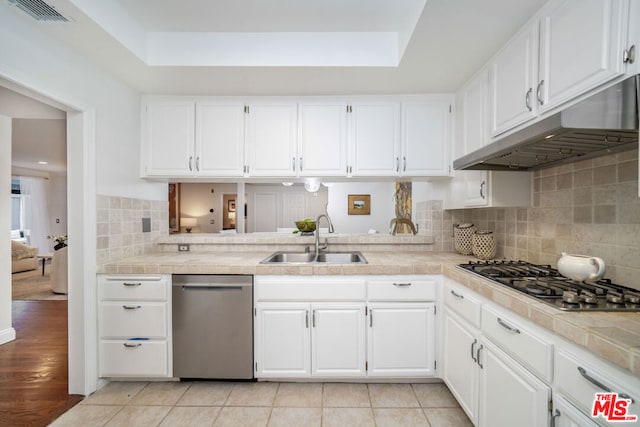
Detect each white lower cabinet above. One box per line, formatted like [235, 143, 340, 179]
[98, 274, 172, 378]
[254, 275, 438, 380]
[368, 303, 435, 377]
[254, 302, 366, 379]
[479, 340, 550, 427]
[442, 279, 551, 426]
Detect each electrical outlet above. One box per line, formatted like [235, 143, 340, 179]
[178, 244, 190, 252]
[210, 220, 215, 224]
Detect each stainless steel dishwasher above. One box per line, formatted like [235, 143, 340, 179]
[172, 275, 253, 379]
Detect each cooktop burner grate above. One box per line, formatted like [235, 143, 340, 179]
[458, 260, 640, 312]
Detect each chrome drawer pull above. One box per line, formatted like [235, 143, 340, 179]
[393, 282, 412, 287]
[476, 344, 484, 369]
[123, 282, 142, 287]
[471, 338, 477, 362]
[450, 290, 464, 299]
[122, 305, 141, 310]
[497, 317, 521, 334]
[123, 343, 141, 349]
[578, 367, 634, 402]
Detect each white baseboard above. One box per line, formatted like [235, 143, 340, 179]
[0, 327, 16, 345]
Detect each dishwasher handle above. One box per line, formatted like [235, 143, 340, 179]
[179, 285, 245, 291]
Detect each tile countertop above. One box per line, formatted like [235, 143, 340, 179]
[98, 251, 640, 377]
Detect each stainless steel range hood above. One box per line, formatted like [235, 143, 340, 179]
[453, 74, 640, 171]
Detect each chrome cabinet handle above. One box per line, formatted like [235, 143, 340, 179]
[476, 344, 484, 369]
[299, 157, 303, 171]
[450, 289, 464, 299]
[393, 282, 412, 287]
[369, 310, 373, 327]
[396, 157, 400, 172]
[312, 310, 316, 327]
[122, 305, 141, 310]
[525, 88, 533, 111]
[123, 343, 141, 348]
[305, 310, 309, 328]
[195, 156, 200, 171]
[471, 338, 478, 362]
[536, 80, 545, 105]
[497, 317, 521, 334]
[292, 157, 296, 172]
[188, 156, 193, 171]
[480, 181, 486, 199]
[123, 282, 142, 287]
[623, 44, 635, 64]
[551, 409, 561, 427]
[577, 367, 635, 402]
[403, 156, 407, 172]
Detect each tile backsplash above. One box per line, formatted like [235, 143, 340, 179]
[421, 149, 639, 290]
[96, 195, 168, 264]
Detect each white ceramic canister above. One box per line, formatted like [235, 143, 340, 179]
[557, 252, 606, 282]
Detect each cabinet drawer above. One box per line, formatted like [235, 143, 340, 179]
[367, 280, 437, 301]
[100, 302, 167, 339]
[443, 281, 481, 329]
[555, 349, 640, 420]
[481, 306, 552, 382]
[99, 340, 168, 377]
[99, 275, 169, 301]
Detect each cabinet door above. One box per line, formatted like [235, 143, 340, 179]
[142, 100, 195, 176]
[349, 102, 401, 176]
[255, 303, 311, 378]
[195, 101, 245, 177]
[479, 341, 550, 427]
[464, 171, 489, 207]
[462, 68, 489, 156]
[246, 102, 297, 177]
[538, 0, 627, 112]
[442, 311, 479, 425]
[490, 24, 538, 136]
[552, 396, 599, 427]
[311, 303, 366, 377]
[368, 303, 435, 377]
[298, 101, 348, 176]
[401, 101, 450, 176]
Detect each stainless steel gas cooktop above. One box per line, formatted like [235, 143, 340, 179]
[458, 260, 640, 312]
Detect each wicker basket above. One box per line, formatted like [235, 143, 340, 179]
[454, 223, 476, 255]
[472, 230, 497, 260]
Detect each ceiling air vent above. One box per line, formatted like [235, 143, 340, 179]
[7, 0, 70, 22]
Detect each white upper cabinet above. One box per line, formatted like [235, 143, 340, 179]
[401, 100, 451, 176]
[246, 101, 298, 177]
[490, 24, 539, 136]
[462, 68, 489, 156]
[142, 100, 195, 177]
[349, 101, 401, 176]
[490, 0, 630, 137]
[297, 101, 348, 176]
[537, 0, 628, 112]
[196, 101, 246, 177]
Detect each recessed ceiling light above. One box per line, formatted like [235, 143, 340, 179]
[38, 161, 48, 165]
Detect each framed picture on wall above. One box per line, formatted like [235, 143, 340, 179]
[168, 183, 180, 233]
[228, 200, 236, 212]
[348, 194, 371, 215]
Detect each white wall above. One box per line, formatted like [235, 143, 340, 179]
[48, 173, 67, 241]
[0, 10, 164, 395]
[0, 115, 15, 345]
[327, 182, 396, 234]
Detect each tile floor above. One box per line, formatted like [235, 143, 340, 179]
[50, 381, 473, 427]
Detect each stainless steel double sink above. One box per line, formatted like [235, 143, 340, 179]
[260, 251, 368, 264]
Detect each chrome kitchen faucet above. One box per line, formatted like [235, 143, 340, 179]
[315, 213, 335, 255]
